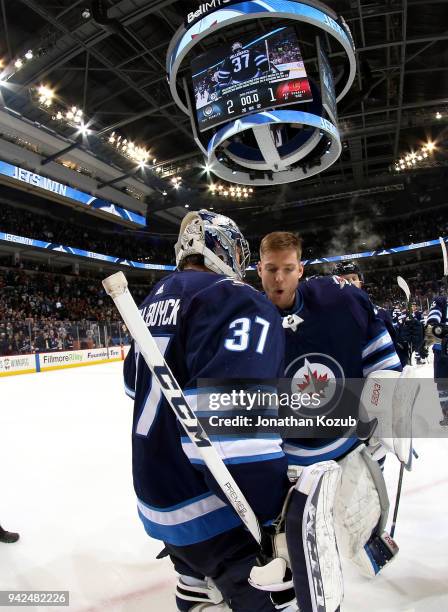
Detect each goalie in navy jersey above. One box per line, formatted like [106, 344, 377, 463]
[217, 41, 269, 87]
[124, 211, 291, 611]
[257, 232, 419, 583]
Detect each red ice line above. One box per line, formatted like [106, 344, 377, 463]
[74, 577, 175, 612]
[74, 477, 448, 611]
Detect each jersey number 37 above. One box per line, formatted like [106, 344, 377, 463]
[224, 316, 270, 354]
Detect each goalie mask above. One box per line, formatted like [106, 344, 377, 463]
[175, 209, 250, 280]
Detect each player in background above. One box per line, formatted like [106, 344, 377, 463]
[332, 261, 399, 354]
[410, 302, 427, 364]
[0, 523, 19, 543]
[392, 303, 413, 366]
[331, 261, 427, 367]
[426, 295, 448, 426]
[258, 232, 403, 579]
[217, 41, 269, 87]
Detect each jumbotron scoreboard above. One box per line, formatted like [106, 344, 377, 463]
[167, 0, 356, 186]
[191, 26, 312, 132]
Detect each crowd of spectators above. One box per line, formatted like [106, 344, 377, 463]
[0, 200, 175, 265]
[365, 259, 445, 308]
[0, 266, 151, 356]
[375, 211, 448, 248]
[2, 195, 448, 357]
[2, 251, 446, 357]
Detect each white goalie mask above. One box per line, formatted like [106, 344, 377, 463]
[174, 209, 250, 280]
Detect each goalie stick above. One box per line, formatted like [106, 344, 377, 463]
[102, 271, 267, 552]
[439, 236, 448, 291]
[390, 274, 415, 537]
[397, 275, 411, 305]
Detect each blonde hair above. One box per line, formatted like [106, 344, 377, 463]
[260, 232, 302, 260]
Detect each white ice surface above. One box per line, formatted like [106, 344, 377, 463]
[1, 362, 447, 611]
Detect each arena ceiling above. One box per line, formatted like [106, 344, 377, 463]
[1, 0, 448, 243]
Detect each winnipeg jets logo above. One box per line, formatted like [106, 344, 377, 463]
[285, 353, 345, 417]
[297, 362, 330, 395]
[203, 105, 213, 117]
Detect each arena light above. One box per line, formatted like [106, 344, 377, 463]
[78, 122, 91, 137]
[393, 142, 436, 172]
[37, 85, 54, 107]
[52, 104, 87, 130]
[171, 176, 182, 189]
[209, 182, 253, 199]
[107, 131, 150, 165]
[25, 50, 33, 60]
[14, 59, 23, 69]
[436, 112, 442, 120]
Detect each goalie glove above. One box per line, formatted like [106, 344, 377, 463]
[249, 533, 297, 610]
[358, 366, 420, 470]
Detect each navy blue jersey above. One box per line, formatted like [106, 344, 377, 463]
[375, 305, 399, 353]
[392, 308, 406, 328]
[124, 270, 287, 547]
[412, 310, 423, 322]
[427, 296, 448, 351]
[279, 277, 401, 465]
[218, 49, 268, 85]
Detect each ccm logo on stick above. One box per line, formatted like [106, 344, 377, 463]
[154, 364, 211, 447]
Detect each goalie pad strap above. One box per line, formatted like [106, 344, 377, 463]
[360, 447, 390, 534]
[176, 577, 223, 605]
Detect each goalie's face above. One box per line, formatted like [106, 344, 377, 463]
[205, 223, 250, 279]
[258, 248, 303, 310]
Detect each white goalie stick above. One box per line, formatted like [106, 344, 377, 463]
[392, 275, 415, 537]
[439, 236, 448, 276]
[396, 276, 411, 304]
[102, 271, 266, 551]
[439, 237, 448, 289]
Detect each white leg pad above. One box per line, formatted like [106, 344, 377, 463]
[286, 461, 343, 612]
[334, 445, 382, 559]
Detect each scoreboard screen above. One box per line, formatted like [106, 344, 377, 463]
[191, 26, 313, 132]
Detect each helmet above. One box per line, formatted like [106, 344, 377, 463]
[332, 261, 364, 282]
[174, 209, 250, 280]
[231, 41, 243, 53]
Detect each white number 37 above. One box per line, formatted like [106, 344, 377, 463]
[224, 316, 270, 354]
